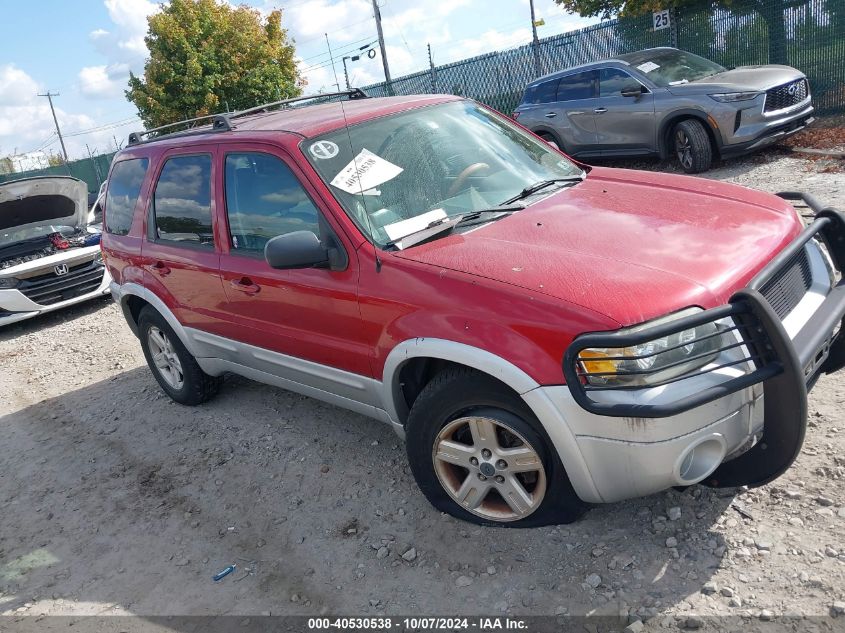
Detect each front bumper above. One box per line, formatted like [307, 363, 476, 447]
[554, 194, 845, 503]
[0, 263, 111, 327]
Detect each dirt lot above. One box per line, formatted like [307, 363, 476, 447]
[1, 149, 845, 628]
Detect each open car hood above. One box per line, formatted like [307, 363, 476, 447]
[0, 176, 89, 235]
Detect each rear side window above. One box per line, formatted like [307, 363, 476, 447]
[105, 158, 149, 235]
[523, 79, 560, 104]
[152, 155, 214, 247]
[600, 68, 639, 97]
[224, 152, 321, 255]
[556, 71, 595, 102]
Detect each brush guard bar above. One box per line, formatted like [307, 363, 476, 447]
[563, 193, 845, 488]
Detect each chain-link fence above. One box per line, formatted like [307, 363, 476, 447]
[364, 0, 845, 116]
[0, 152, 115, 196]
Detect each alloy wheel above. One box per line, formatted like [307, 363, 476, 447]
[432, 415, 547, 522]
[147, 326, 184, 390]
[675, 129, 693, 170]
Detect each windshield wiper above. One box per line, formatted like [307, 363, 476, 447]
[383, 215, 463, 250]
[501, 175, 585, 205]
[454, 204, 525, 228]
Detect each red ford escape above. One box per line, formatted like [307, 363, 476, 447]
[101, 91, 845, 527]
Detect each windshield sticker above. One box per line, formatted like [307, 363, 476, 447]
[330, 148, 403, 195]
[636, 61, 660, 73]
[384, 208, 447, 241]
[309, 140, 339, 159]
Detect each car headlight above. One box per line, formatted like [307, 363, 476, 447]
[709, 92, 761, 103]
[577, 308, 730, 387]
[0, 276, 20, 289]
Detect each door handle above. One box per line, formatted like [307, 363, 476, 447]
[594, 107, 608, 114]
[544, 112, 557, 118]
[152, 261, 171, 277]
[230, 277, 260, 295]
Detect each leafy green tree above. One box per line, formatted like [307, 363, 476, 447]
[47, 153, 64, 167]
[127, 0, 304, 129]
[554, 0, 802, 64]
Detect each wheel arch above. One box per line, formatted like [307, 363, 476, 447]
[382, 338, 540, 426]
[111, 281, 198, 356]
[658, 110, 721, 161]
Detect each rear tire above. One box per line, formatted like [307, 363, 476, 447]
[673, 119, 712, 173]
[405, 367, 586, 527]
[138, 306, 223, 406]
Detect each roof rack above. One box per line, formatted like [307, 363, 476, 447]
[127, 88, 369, 146]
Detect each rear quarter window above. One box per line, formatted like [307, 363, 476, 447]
[105, 158, 149, 235]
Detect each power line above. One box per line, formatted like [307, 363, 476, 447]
[63, 116, 140, 138]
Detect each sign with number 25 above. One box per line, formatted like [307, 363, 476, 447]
[653, 9, 671, 30]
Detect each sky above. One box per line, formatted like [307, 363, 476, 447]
[0, 0, 597, 161]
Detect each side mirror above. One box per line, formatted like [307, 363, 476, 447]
[620, 83, 644, 98]
[264, 231, 329, 270]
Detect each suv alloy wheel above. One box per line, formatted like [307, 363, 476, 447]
[405, 367, 585, 527]
[138, 306, 223, 406]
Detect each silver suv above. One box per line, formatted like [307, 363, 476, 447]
[513, 47, 814, 173]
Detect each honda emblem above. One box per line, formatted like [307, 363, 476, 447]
[54, 263, 69, 276]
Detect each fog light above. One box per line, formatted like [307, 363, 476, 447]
[674, 434, 727, 484]
[0, 277, 19, 289]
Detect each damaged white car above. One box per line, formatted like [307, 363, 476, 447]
[0, 176, 111, 327]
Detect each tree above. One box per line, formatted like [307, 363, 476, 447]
[554, 0, 800, 65]
[46, 153, 64, 167]
[126, 0, 304, 130]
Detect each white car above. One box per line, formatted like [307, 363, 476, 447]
[0, 176, 111, 327]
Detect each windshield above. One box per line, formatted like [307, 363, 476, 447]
[619, 49, 726, 87]
[303, 100, 583, 246]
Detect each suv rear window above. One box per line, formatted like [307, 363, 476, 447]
[105, 158, 149, 235]
[557, 71, 595, 101]
[152, 155, 214, 248]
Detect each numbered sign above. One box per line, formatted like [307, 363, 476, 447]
[653, 9, 671, 30]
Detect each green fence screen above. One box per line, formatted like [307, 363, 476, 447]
[364, 0, 844, 116]
[0, 152, 115, 195]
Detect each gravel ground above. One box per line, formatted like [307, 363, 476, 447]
[1, 149, 844, 629]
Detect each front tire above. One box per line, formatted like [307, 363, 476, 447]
[673, 119, 712, 173]
[138, 306, 223, 406]
[405, 367, 585, 527]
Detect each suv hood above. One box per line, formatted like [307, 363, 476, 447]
[393, 167, 801, 326]
[668, 65, 804, 94]
[0, 177, 89, 238]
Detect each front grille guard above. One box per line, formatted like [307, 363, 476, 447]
[563, 193, 845, 488]
[563, 193, 845, 420]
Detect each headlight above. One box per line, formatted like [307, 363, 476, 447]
[578, 308, 729, 387]
[0, 276, 20, 289]
[709, 92, 761, 103]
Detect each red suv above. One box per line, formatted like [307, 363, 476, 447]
[102, 91, 845, 527]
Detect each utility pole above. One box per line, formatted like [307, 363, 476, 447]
[371, 0, 392, 86]
[38, 91, 68, 163]
[529, 0, 542, 77]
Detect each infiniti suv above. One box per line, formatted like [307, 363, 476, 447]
[514, 47, 814, 173]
